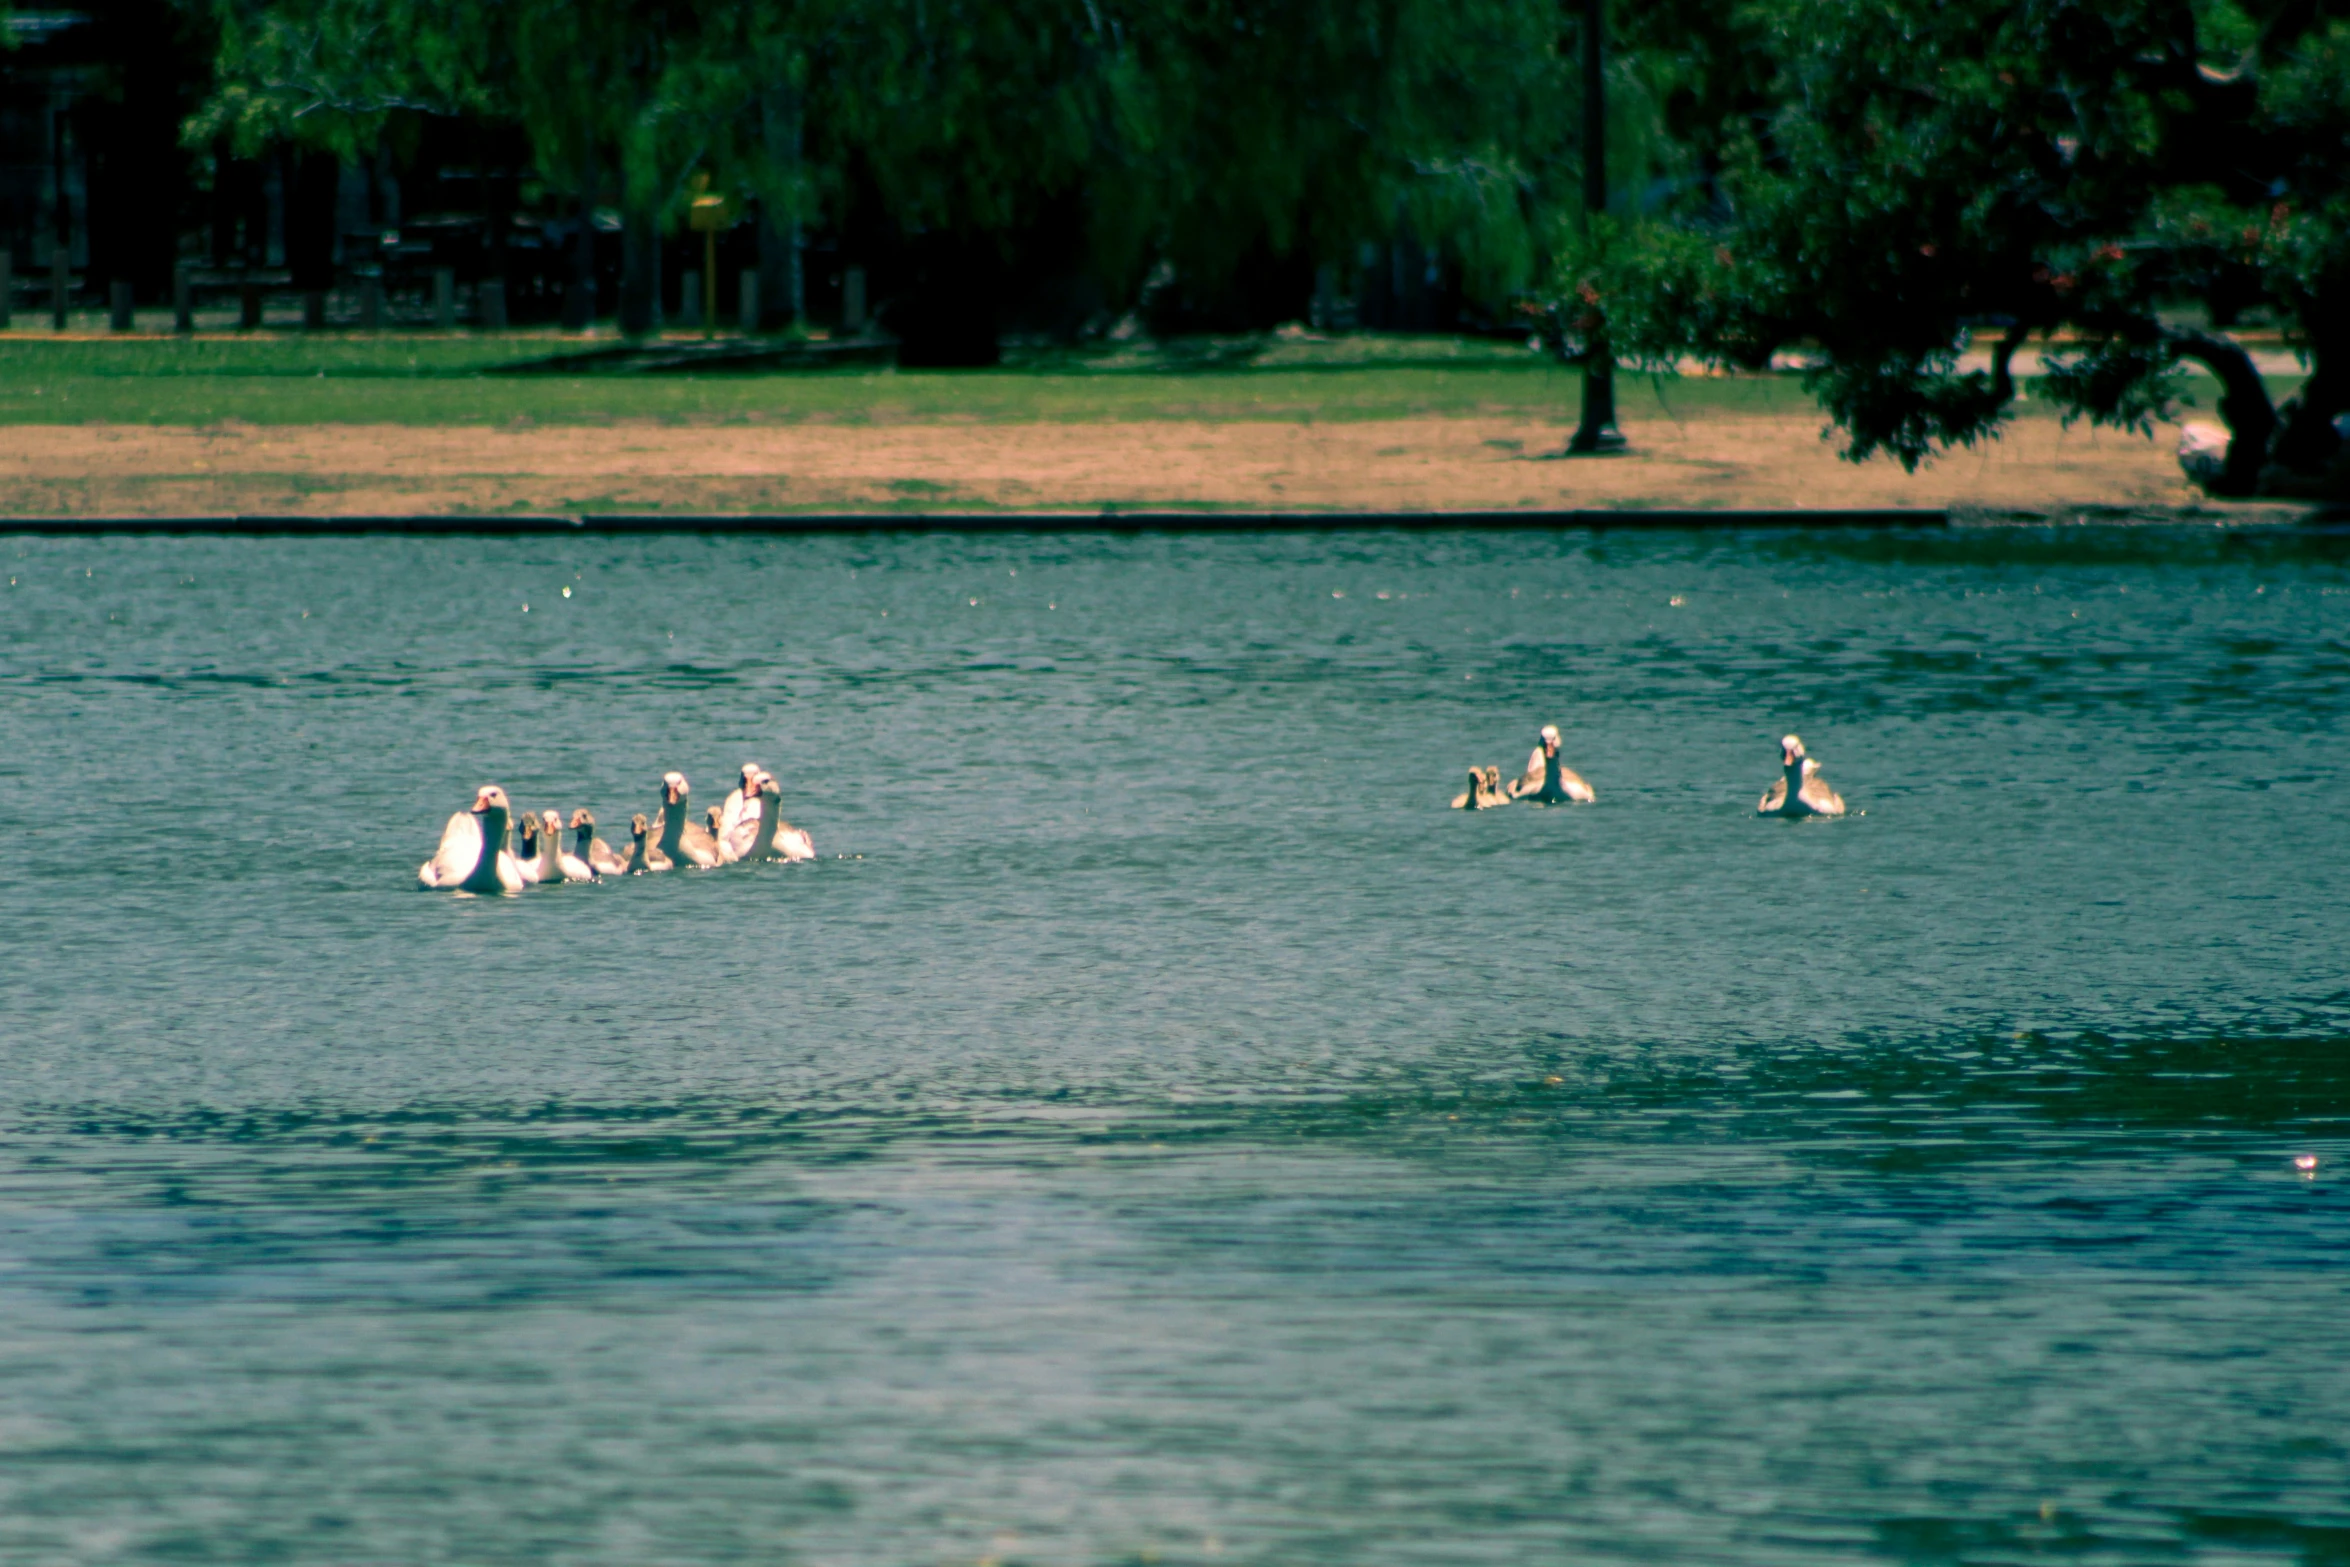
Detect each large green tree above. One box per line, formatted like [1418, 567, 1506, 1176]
[1584, 0, 2350, 497]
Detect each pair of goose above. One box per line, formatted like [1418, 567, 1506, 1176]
[418, 764, 815, 894]
[1452, 727, 1847, 818]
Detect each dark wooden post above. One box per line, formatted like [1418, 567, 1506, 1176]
[562, 170, 597, 332]
[51, 107, 70, 331]
[1567, 0, 1625, 453]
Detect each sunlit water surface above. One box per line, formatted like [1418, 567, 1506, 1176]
[2, 526, 2347, 1566]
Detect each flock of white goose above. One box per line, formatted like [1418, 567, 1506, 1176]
[419, 766, 814, 895]
[421, 727, 1845, 894]
[1454, 726, 1848, 818]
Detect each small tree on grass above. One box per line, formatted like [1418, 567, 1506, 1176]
[1579, 0, 2350, 498]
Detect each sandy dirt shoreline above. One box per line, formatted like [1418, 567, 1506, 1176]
[0, 413, 2222, 517]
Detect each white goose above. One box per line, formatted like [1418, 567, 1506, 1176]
[654, 772, 720, 868]
[754, 771, 815, 861]
[717, 762, 765, 862]
[575, 809, 629, 878]
[1508, 724, 1597, 804]
[417, 785, 527, 894]
[1758, 734, 1847, 818]
[544, 810, 596, 882]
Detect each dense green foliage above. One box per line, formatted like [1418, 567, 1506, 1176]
[189, 0, 1639, 334]
[1586, 0, 2350, 495]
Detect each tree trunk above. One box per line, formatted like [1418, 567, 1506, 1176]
[210, 134, 237, 268]
[2169, 329, 2276, 497]
[758, 83, 804, 332]
[286, 150, 340, 296]
[561, 160, 596, 330]
[619, 197, 661, 338]
[2271, 351, 2344, 477]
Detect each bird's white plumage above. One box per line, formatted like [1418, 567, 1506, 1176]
[753, 774, 816, 861]
[419, 787, 525, 893]
[418, 810, 482, 889]
[719, 795, 763, 863]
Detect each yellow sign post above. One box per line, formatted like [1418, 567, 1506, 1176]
[686, 174, 737, 338]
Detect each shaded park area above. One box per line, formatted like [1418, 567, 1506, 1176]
[0, 330, 2302, 519]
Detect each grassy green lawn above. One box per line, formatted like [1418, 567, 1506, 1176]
[0, 331, 2288, 427]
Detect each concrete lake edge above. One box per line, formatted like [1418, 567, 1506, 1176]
[0, 503, 2327, 534]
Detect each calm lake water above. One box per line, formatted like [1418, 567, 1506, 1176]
[2, 525, 2346, 1566]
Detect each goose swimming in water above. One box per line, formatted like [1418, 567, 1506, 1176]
[526, 810, 567, 883]
[753, 771, 816, 861]
[513, 811, 544, 885]
[653, 772, 720, 868]
[1758, 734, 1846, 818]
[623, 812, 670, 873]
[417, 785, 527, 894]
[575, 809, 628, 878]
[718, 763, 765, 862]
[544, 810, 597, 882]
[1508, 725, 1596, 804]
[1451, 765, 1510, 810]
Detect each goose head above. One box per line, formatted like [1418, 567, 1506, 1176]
[756, 770, 782, 805]
[738, 762, 765, 798]
[570, 807, 596, 847]
[1540, 724, 1562, 757]
[471, 785, 512, 836]
[541, 810, 565, 851]
[704, 805, 724, 837]
[662, 771, 690, 808]
[629, 812, 650, 844]
[1780, 734, 1808, 770]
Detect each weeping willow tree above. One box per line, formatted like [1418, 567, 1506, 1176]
[191, 0, 1698, 337]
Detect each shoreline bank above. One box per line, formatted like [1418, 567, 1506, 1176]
[0, 414, 2240, 520]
